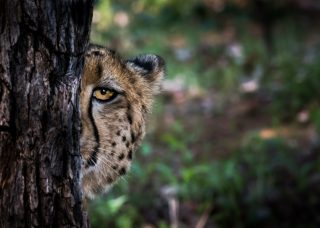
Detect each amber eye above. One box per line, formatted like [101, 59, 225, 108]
[93, 88, 116, 101]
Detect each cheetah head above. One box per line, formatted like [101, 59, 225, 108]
[80, 45, 165, 199]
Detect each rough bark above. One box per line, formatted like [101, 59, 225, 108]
[0, 0, 93, 227]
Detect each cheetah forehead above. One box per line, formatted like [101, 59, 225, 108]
[83, 45, 165, 94]
[83, 50, 125, 85]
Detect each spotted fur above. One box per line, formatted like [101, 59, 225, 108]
[80, 45, 165, 199]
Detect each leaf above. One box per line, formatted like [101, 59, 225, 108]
[108, 196, 127, 214]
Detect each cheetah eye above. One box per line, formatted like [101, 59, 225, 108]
[93, 88, 117, 102]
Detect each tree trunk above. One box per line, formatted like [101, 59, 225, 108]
[0, 0, 93, 226]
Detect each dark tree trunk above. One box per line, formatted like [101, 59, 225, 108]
[0, 0, 93, 227]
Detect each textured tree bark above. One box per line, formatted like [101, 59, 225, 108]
[0, 0, 93, 227]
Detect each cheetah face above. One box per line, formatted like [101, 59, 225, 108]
[80, 45, 165, 199]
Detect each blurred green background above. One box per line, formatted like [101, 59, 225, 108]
[89, 0, 320, 227]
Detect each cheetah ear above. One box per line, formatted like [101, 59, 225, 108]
[126, 54, 165, 94]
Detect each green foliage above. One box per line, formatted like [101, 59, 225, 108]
[311, 108, 320, 133]
[190, 137, 319, 226]
[269, 23, 320, 118]
[89, 1, 320, 227]
[90, 135, 320, 227]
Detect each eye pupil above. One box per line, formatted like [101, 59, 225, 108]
[93, 88, 117, 102]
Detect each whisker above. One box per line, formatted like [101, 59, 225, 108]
[85, 149, 129, 183]
[97, 156, 128, 183]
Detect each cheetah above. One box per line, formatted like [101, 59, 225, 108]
[80, 45, 165, 199]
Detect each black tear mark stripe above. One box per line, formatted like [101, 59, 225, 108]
[127, 104, 133, 125]
[86, 95, 100, 167]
